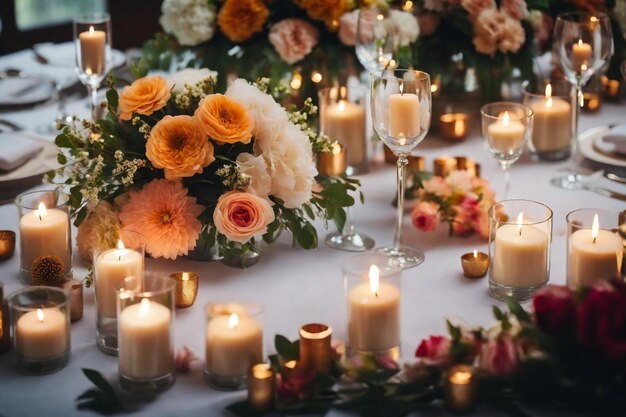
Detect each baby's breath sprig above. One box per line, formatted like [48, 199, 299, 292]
[216, 164, 251, 191]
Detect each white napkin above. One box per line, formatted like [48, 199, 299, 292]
[0, 77, 53, 106]
[0, 133, 44, 171]
[595, 125, 626, 158]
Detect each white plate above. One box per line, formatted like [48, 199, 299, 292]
[0, 76, 53, 107]
[579, 125, 626, 168]
[0, 135, 60, 188]
[33, 42, 126, 69]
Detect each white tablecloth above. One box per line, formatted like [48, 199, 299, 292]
[0, 48, 625, 417]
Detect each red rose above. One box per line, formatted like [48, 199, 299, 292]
[415, 335, 451, 365]
[533, 285, 576, 334]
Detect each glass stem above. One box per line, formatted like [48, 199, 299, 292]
[393, 153, 408, 250]
[86, 84, 99, 121]
[571, 81, 583, 168]
[343, 206, 356, 236]
[500, 161, 510, 200]
[56, 84, 67, 123]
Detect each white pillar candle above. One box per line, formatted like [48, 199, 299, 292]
[206, 312, 263, 377]
[492, 213, 549, 287]
[79, 26, 106, 75]
[388, 93, 420, 139]
[95, 240, 143, 318]
[348, 265, 400, 352]
[568, 214, 623, 287]
[572, 39, 592, 72]
[530, 84, 572, 152]
[16, 308, 68, 359]
[118, 298, 173, 379]
[323, 100, 366, 167]
[19, 202, 71, 274]
[487, 111, 526, 152]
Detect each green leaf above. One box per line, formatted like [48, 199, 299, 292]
[507, 298, 531, 323]
[57, 153, 67, 165]
[295, 222, 318, 249]
[82, 369, 116, 397]
[447, 320, 462, 341]
[55, 133, 75, 149]
[106, 88, 119, 113]
[493, 306, 505, 321]
[333, 207, 346, 232]
[275, 334, 299, 360]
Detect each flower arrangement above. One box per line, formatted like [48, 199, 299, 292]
[51, 70, 358, 263]
[410, 170, 496, 238]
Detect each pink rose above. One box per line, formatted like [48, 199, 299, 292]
[479, 336, 519, 376]
[501, 0, 528, 20]
[415, 335, 451, 365]
[269, 19, 318, 65]
[174, 346, 198, 373]
[461, 0, 496, 18]
[338, 9, 360, 46]
[213, 191, 275, 243]
[422, 176, 452, 197]
[412, 202, 440, 232]
[417, 13, 440, 37]
[498, 15, 525, 53]
[472, 9, 503, 55]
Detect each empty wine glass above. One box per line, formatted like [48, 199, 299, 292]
[370, 69, 431, 268]
[552, 12, 613, 188]
[356, 8, 397, 74]
[481, 102, 534, 199]
[73, 13, 112, 120]
[37, 74, 78, 134]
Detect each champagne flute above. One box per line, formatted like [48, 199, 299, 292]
[73, 13, 112, 121]
[370, 70, 431, 268]
[481, 103, 534, 199]
[552, 12, 613, 188]
[356, 8, 397, 74]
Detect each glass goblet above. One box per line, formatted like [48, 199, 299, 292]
[356, 7, 397, 74]
[73, 13, 112, 121]
[481, 102, 534, 200]
[370, 69, 431, 269]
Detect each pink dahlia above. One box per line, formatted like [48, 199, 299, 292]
[118, 179, 203, 259]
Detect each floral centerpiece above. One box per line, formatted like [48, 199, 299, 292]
[51, 70, 357, 264]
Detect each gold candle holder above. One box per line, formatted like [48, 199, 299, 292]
[439, 113, 470, 142]
[317, 143, 347, 176]
[0, 283, 11, 354]
[461, 250, 489, 279]
[433, 157, 457, 177]
[444, 365, 478, 414]
[0, 231, 15, 261]
[407, 155, 425, 174]
[248, 363, 275, 413]
[453, 157, 481, 178]
[170, 271, 199, 308]
[601, 76, 621, 100]
[581, 92, 601, 113]
[299, 323, 332, 374]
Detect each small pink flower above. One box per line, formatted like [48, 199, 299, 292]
[269, 19, 318, 65]
[415, 335, 451, 365]
[479, 336, 519, 376]
[213, 191, 275, 244]
[174, 346, 198, 373]
[461, 0, 496, 18]
[412, 202, 440, 232]
[501, 0, 528, 20]
[422, 176, 452, 197]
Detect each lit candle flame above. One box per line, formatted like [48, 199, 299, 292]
[590, 16, 598, 23]
[578, 39, 584, 48]
[454, 119, 463, 137]
[37, 202, 47, 221]
[517, 212, 524, 236]
[545, 83, 553, 108]
[117, 240, 125, 250]
[89, 26, 95, 34]
[116, 240, 128, 260]
[402, 0, 414, 11]
[450, 371, 472, 385]
[592, 213, 599, 243]
[182, 272, 189, 281]
[338, 100, 346, 111]
[473, 250, 478, 259]
[399, 82, 404, 95]
[228, 313, 239, 329]
[502, 111, 510, 126]
[369, 265, 380, 297]
[377, 13, 384, 20]
[290, 71, 302, 90]
[37, 308, 44, 323]
[138, 298, 150, 317]
[331, 142, 342, 155]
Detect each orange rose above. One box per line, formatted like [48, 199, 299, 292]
[146, 115, 215, 179]
[213, 191, 275, 243]
[118, 76, 171, 121]
[295, 0, 351, 29]
[218, 0, 269, 43]
[194, 94, 254, 144]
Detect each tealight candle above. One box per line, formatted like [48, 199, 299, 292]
[572, 39, 592, 72]
[444, 365, 478, 414]
[317, 143, 347, 176]
[461, 250, 489, 279]
[299, 323, 332, 374]
[171, 271, 199, 308]
[486, 111, 525, 153]
[439, 113, 470, 141]
[248, 364, 275, 413]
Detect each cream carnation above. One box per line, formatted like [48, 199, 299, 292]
[269, 19, 319, 65]
[386, 10, 420, 47]
[167, 68, 218, 93]
[76, 202, 121, 261]
[160, 0, 216, 46]
[498, 14, 525, 53]
[236, 152, 272, 199]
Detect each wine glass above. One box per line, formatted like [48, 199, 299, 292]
[73, 13, 112, 120]
[481, 102, 534, 199]
[37, 74, 78, 134]
[356, 8, 397, 74]
[552, 12, 613, 188]
[370, 69, 431, 268]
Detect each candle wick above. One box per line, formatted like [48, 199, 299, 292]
[593, 236, 597, 244]
[518, 228, 522, 236]
[38, 215, 42, 221]
[118, 255, 121, 261]
[375, 291, 378, 298]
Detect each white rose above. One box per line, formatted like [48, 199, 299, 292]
[167, 68, 217, 93]
[386, 10, 420, 47]
[236, 152, 272, 200]
[160, 0, 216, 46]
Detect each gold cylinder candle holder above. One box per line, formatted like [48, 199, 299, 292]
[433, 157, 457, 178]
[0, 283, 11, 354]
[299, 323, 332, 374]
[461, 250, 489, 279]
[407, 155, 425, 174]
[581, 92, 601, 113]
[0, 231, 15, 261]
[248, 363, 275, 413]
[170, 271, 199, 308]
[317, 143, 347, 176]
[444, 365, 478, 414]
[454, 157, 480, 177]
[439, 113, 470, 142]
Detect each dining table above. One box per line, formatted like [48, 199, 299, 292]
[0, 45, 625, 417]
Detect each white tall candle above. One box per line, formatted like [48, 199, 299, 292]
[118, 298, 173, 379]
[572, 39, 592, 72]
[530, 84, 572, 152]
[16, 308, 68, 359]
[323, 100, 366, 167]
[19, 203, 71, 275]
[388, 93, 420, 139]
[79, 26, 106, 75]
[487, 112, 525, 152]
[348, 265, 400, 352]
[206, 313, 263, 377]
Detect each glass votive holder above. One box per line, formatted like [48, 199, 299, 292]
[318, 85, 368, 174]
[523, 81, 574, 161]
[15, 189, 72, 285]
[299, 323, 333, 374]
[117, 274, 176, 395]
[317, 142, 347, 176]
[0, 230, 15, 260]
[343, 253, 401, 360]
[94, 229, 145, 355]
[566, 208, 624, 289]
[439, 113, 470, 142]
[488, 199, 553, 302]
[205, 301, 264, 390]
[170, 271, 199, 308]
[248, 363, 275, 413]
[7, 286, 70, 374]
[444, 365, 478, 414]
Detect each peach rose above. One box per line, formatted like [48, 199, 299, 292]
[472, 9, 503, 55]
[461, 0, 496, 18]
[213, 191, 275, 243]
[498, 14, 525, 53]
[269, 19, 319, 65]
[194, 94, 255, 144]
[146, 115, 215, 179]
[501, 0, 528, 20]
[119, 76, 171, 121]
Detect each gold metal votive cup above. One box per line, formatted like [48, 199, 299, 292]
[407, 155, 425, 175]
[170, 272, 199, 308]
[299, 323, 332, 374]
[248, 363, 275, 413]
[581, 92, 601, 113]
[0, 231, 15, 261]
[461, 251, 489, 279]
[439, 113, 470, 142]
[317, 143, 347, 176]
[444, 365, 478, 414]
[601, 76, 621, 100]
[433, 157, 457, 177]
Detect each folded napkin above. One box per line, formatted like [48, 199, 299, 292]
[0, 133, 44, 171]
[595, 125, 626, 158]
[0, 77, 52, 106]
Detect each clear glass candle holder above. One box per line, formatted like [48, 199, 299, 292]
[523, 80, 575, 161]
[318, 86, 368, 174]
[566, 208, 624, 289]
[488, 200, 552, 302]
[94, 229, 145, 355]
[205, 301, 264, 390]
[343, 253, 401, 360]
[16, 189, 72, 285]
[117, 274, 176, 395]
[7, 286, 70, 374]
